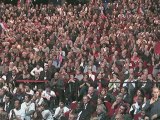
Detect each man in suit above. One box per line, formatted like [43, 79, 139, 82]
[77, 95, 93, 120]
[40, 63, 52, 81]
[4, 93, 13, 113]
[121, 87, 132, 105]
[8, 69, 19, 87]
[87, 86, 98, 111]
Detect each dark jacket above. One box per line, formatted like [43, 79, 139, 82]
[143, 98, 160, 119]
[79, 102, 93, 120]
[40, 70, 52, 81]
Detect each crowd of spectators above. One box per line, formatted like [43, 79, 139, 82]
[0, 0, 160, 120]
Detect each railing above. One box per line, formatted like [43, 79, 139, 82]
[16, 80, 48, 83]
[15, 80, 160, 83]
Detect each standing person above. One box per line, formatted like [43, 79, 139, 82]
[21, 94, 36, 120]
[9, 99, 25, 120]
[143, 87, 160, 120]
[66, 75, 78, 104]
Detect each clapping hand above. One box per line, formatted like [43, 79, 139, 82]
[151, 114, 158, 120]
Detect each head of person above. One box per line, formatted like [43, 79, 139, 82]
[14, 99, 21, 110]
[137, 95, 144, 105]
[59, 101, 65, 109]
[45, 86, 51, 93]
[25, 94, 32, 103]
[12, 69, 17, 76]
[70, 74, 74, 79]
[44, 64, 48, 71]
[68, 112, 77, 120]
[116, 94, 123, 104]
[25, 84, 31, 92]
[96, 105, 105, 115]
[36, 64, 40, 69]
[115, 114, 124, 120]
[5, 94, 11, 103]
[121, 87, 128, 95]
[35, 90, 41, 98]
[88, 86, 94, 95]
[97, 97, 104, 105]
[136, 89, 144, 97]
[118, 104, 128, 114]
[100, 88, 107, 96]
[41, 102, 48, 111]
[83, 95, 89, 104]
[83, 75, 88, 82]
[152, 87, 159, 100]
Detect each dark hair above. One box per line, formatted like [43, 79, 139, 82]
[123, 87, 128, 93]
[121, 104, 128, 114]
[41, 102, 48, 109]
[14, 99, 21, 104]
[136, 89, 145, 97]
[25, 94, 32, 100]
[33, 110, 43, 120]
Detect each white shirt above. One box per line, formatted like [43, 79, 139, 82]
[42, 90, 56, 100]
[30, 67, 43, 76]
[21, 102, 35, 120]
[129, 102, 145, 115]
[26, 89, 34, 96]
[42, 110, 54, 120]
[35, 97, 44, 106]
[53, 106, 69, 118]
[9, 108, 25, 120]
[88, 73, 95, 81]
[123, 79, 136, 88]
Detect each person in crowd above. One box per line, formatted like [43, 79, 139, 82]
[96, 105, 108, 120]
[129, 95, 145, 116]
[111, 104, 132, 120]
[77, 95, 93, 120]
[30, 64, 43, 77]
[78, 75, 92, 100]
[110, 94, 124, 116]
[9, 99, 25, 120]
[41, 85, 56, 109]
[0, 103, 8, 120]
[40, 63, 52, 81]
[4, 93, 13, 113]
[97, 97, 106, 113]
[21, 94, 36, 120]
[53, 101, 70, 120]
[25, 84, 34, 96]
[66, 74, 78, 104]
[120, 87, 132, 105]
[143, 87, 160, 120]
[40, 102, 54, 120]
[99, 88, 115, 103]
[123, 74, 136, 96]
[32, 90, 44, 107]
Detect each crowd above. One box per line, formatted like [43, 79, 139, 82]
[0, 0, 160, 120]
